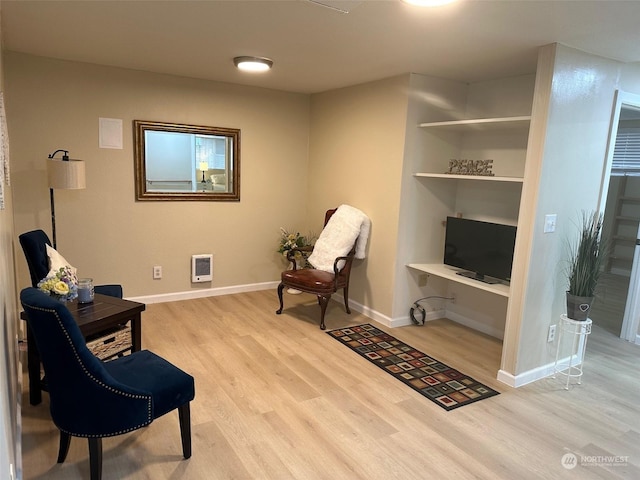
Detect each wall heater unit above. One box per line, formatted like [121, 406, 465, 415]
[191, 254, 213, 282]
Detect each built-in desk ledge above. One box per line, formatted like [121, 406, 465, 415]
[407, 263, 511, 298]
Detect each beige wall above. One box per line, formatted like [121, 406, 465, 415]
[6, 52, 412, 320]
[6, 52, 310, 297]
[0, 12, 21, 476]
[308, 75, 410, 319]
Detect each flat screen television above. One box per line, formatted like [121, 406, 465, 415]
[443, 216, 517, 284]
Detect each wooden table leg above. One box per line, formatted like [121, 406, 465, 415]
[26, 323, 42, 405]
[131, 315, 141, 352]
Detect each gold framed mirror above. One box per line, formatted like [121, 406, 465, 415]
[134, 120, 240, 201]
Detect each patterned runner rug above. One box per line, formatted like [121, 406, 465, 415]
[327, 323, 499, 411]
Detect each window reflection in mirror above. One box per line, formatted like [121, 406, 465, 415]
[134, 120, 240, 201]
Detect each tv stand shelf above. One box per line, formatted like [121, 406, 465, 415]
[407, 263, 511, 297]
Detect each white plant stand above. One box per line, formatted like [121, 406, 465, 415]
[553, 314, 592, 389]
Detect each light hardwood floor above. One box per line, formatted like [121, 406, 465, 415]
[21, 290, 640, 479]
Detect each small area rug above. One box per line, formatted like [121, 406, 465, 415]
[327, 324, 499, 411]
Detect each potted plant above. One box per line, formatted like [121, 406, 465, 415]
[277, 228, 316, 294]
[565, 211, 606, 321]
[277, 228, 316, 268]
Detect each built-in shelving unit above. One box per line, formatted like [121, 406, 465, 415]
[418, 116, 531, 131]
[407, 263, 510, 297]
[415, 116, 531, 182]
[409, 114, 530, 299]
[414, 173, 524, 183]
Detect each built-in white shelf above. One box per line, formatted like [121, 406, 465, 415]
[414, 173, 524, 183]
[418, 116, 531, 131]
[407, 263, 511, 298]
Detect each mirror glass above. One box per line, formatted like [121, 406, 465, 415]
[134, 120, 240, 201]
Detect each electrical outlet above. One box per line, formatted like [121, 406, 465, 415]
[548, 324, 556, 342]
[153, 265, 162, 279]
[418, 274, 428, 287]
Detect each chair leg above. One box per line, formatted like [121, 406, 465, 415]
[57, 430, 71, 463]
[88, 437, 103, 480]
[178, 402, 192, 459]
[275, 283, 285, 315]
[343, 285, 352, 314]
[317, 294, 330, 330]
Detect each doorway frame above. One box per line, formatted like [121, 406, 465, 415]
[599, 89, 640, 344]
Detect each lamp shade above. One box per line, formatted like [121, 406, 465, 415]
[47, 158, 86, 190]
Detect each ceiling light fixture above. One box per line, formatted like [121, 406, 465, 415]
[402, 0, 457, 6]
[233, 56, 273, 73]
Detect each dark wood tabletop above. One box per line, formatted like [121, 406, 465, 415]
[63, 294, 146, 341]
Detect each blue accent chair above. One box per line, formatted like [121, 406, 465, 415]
[18, 229, 123, 298]
[19, 229, 130, 404]
[20, 287, 195, 480]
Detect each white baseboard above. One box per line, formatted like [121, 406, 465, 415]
[497, 363, 555, 387]
[385, 309, 447, 328]
[127, 281, 280, 304]
[497, 353, 581, 388]
[330, 294, 394, 326]
[130, 284, 396, 327]
[131, 282, 446, 331]
[331, 294, 445, 328]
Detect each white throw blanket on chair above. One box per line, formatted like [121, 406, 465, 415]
[308, 204, 371, 273]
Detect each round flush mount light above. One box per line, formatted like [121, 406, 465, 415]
[402, 0, 457, 6]
[233, 56, 274, 72]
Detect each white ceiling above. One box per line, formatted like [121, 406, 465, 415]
[2, 0, 640, 94]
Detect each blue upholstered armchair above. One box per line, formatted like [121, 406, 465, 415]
[20, 287, 195, 480]
[19, 228, 131, 399]
[19, 229, 123, 298]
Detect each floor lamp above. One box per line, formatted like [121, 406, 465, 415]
[47, 149, 86, 249]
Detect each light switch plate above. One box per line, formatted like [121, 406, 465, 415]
[544, 214, 557, 233]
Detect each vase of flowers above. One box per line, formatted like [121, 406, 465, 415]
[278, 228, 315, 294]
[278, 228, 315, 267]
[37, 266, 78, 302]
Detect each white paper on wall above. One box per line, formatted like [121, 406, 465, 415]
[99, 117, 123, 149]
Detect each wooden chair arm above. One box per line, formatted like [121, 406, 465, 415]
[333, 252, 355, 273]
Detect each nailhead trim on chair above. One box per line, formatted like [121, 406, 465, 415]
[24, 303, 153, 437]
